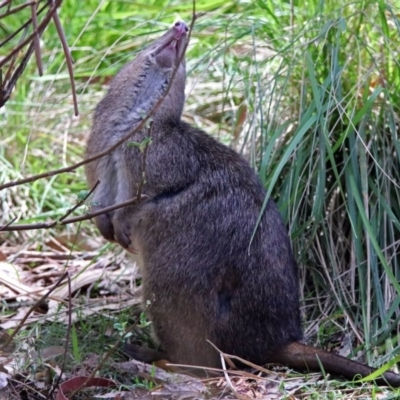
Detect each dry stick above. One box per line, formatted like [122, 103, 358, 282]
[51, 0, 78, 116]
[0, 195, 145, 231]
[2, 20, 29, 88]
[0, 12, 197, 191]
[0, 0, 62, 69]
[206, 340, 278, 377]
[0, 1, 48, 48]
[46, 272, 72, 400]
[2, 42, 33, 106]
[0, 221, 54, 231]
[0, 180, 96, 231]
[0, 3, 56, 106]
[59, 180, 99, 222]
[0, 0, 12, 10]
[62, 196, 147, 224]
[206, 340, 236, 369]
[31, 1, 43, 76]
[0, 271, 68, 352]
[219, 353, 250, 400]
[0, 1, 35, 18]
[0, 216, 17, 231]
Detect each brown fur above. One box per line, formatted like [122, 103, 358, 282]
[85, 21, 400, 387]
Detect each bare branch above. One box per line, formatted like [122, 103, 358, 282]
[0, 195, 146, 231]
[0, 1, 36, 19]
[0, 0, 62, 69]
[0, 216, 17, 232]
[61, 196, 147, 225]
[51, 0, 78, 115]
[0, 1, 13, 10]
[31, 1, 43, 76]
[2, 35, 35, 105]
[59, 180, 99, 222]
[0, 1, 63, 107]
[3, 19, 29, 86]
[0, 2, 48, 48]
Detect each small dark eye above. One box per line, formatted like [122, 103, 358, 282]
[175, 21, 181, 27]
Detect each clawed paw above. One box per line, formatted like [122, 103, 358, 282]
[94, 213, 115, 242]
[114, 226, 132, 250]
[113, 212, 138, 253]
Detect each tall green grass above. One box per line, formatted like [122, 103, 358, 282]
[246, 0, 400, 365]
[1, 0, 399, 369]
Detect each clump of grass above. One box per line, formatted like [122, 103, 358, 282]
[183, 0, 400, 369]
[215, 0, 400, 368]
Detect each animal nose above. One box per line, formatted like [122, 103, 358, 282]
[174, 21, 189, 33]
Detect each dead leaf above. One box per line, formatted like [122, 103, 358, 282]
[32, 346, 65, 361]
[56, 376, 116, 400]
[0, 371, 9, 390]
[0, 261, 44, 300]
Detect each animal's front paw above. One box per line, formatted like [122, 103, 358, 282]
[94, 212, 115, 242]
[113, 211, 138, 253]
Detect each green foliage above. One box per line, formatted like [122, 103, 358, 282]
[127, 137, 152, 152]
[70, 324, 81, 363]
[239, 0, 400, 368]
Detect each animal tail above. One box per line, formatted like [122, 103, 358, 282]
[270, 342, 400, 387]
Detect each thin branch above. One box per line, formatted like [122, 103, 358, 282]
[61, 196, 147, 224]
[0, 216, 17, 231]
[0, 1, 13, 10]
[31, 1, 43, 76]
[0, 1, 58, 107]
[0, 0, 62, 69]
[219, 352, 249, 400]
[0, 1, 35, 19]
[0, 195, 146, 231]
[0, 220, 56, 231]
[1, 34, 35, 106]
[0, 13, 197, 191]
[3, 19, 29, 87]
[58, 180, 99, 222]
[0, 1, 48, 48]
[51, 0, 78, 115]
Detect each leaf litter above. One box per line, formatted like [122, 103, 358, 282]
[0, 238, 310, 399]
[0, 235, 398, 399]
